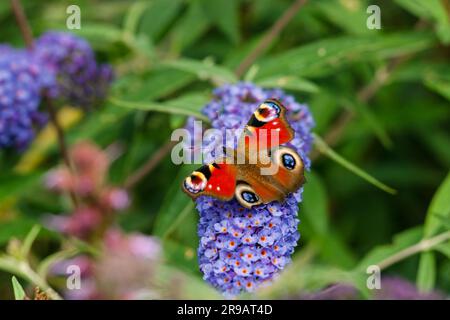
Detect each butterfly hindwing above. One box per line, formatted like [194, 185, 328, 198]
[182, 161, 237, 201]
[233, 147, 304, 208]
[270, 146, 305, 193]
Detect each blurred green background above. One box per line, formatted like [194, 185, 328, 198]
[0, 0, 449, 299]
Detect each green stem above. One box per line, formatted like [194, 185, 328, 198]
[377, 231, 450, 271]
[0, 255, 62, 300]
[234, 0, 308, 78]
[313, 133, 397, 195]
[162, 202, 195, 240]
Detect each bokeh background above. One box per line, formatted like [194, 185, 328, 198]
[0, 0, 449, 299]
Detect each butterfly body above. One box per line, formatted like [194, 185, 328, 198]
[182, 99, 305, 209]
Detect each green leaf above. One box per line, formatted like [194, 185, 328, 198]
[162, 239, 198, 274]
[71, 23, 123, 49]
[316, 232, 357, 269]
[113, 68, 196, 101]
[201, 0, 240, 43]
[313, 133, 397, 194]
[308, 88, 341, 133]
[423, 172, 450, 238]
[162, 58, 237, 84]
[416, 172, 450, 291]
[108, 93, 210, 122]
[138, 0, 182, 40]
[301, 171, 329, 235]
[123, 1, 150, 35]
[0, 172, 43, 203]
[390, 62, 450, 84]
[313, 0, 373, 36]
[345, 99, 393, 149]
[153, 164, 198, 238]
[257, 32, 435, 79]
[12, 276, 26, 300]
[435, 241, 450, 258]
[418, 129, 450, 168]
[395, 0, 450, 44]
[256, 75, 320, 93]
[169, 0, 211, 54]
[424, 72, 450, 102]
[416, 251, 436, 292]
[162, 202, 195, 240]
[0, 220, 58, 247]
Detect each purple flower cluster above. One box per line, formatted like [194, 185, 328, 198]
[34, 32, 113, 109]
[186, 82, 314, 296]
[295, 277, 445, 300]
[0, 46, 51, 150]
[374, 277, 445, 300]
[0, 32, 113, 151]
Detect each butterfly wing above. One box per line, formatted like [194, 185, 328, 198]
[182, 99, 304, 208]
[182, 160, 237, 201]
[238, 99, 294, 151]
[234, 147, 305, 208]
[270, 146, 305, 193]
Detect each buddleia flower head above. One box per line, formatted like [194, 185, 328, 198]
[0, 46, 52, 150]
[185, 82, 314, 296]
[34, 31, 113, 109]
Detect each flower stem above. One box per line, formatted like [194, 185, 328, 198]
[234, 0, 308, 78]
[0, 256, 62, 300]
[10, 0, 34, 49]
[124, 140, 177, 189]
[45, 96, 80, 207]
[21, 262, 63, 300]
[377, 231, 450, 271]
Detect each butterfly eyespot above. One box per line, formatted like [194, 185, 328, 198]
[235, 183, 263, 208]
[272, 146, 303, 176]
[183, 172, 207, 194]
[242, 191, 259, 203]
[281, 153, 296, 170]
[254, 100, 281, 122]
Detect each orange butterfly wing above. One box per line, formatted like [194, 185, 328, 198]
[270, 146, 305, 193]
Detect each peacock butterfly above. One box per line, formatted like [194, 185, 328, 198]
[182, 99, 305, 208]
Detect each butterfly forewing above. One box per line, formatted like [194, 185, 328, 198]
[182, 161, 237, 201]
